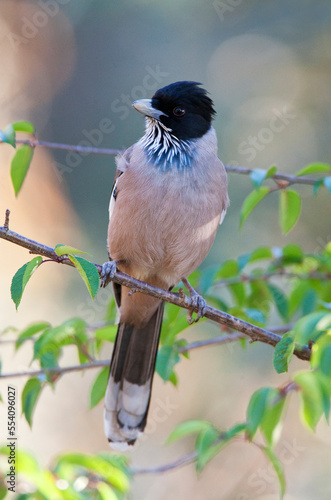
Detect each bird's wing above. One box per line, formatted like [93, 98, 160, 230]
[108, 146, 135, 309]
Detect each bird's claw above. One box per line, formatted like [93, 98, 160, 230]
[100, 261, 117, 288]
[186, 293, 207, 324]
[182, 278, 207, 324]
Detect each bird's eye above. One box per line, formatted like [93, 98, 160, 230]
[173, 106, 185, 117]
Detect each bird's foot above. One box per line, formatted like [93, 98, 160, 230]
[100, 260, 117, 288]
[182, 277, 207, 324]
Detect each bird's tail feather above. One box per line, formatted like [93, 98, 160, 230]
[104, 303, 164, 449]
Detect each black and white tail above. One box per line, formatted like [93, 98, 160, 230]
[104, 303, 164, 449]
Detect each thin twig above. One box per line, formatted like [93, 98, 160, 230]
[0, 360, 109, 379]
[225, 165, 329, 186]
[0, 323, 295, 378]
[130, 451, 197, 475]
[4, 209, 10, 231]
[1, 137, 328, 186]
[0, 224, 311, 361]
[179, 332, 246, 353]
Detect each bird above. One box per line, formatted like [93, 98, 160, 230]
[101, 81, 229, 449]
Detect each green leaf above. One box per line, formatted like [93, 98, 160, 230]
[266, 165, 277, 178]
[95, 324, 118, 342]
[12, 121, 35, 134]
[11, 256, 42, 309]
[246, 387, 273, 439]
[0, 124, 16, 147]
[68, 255, 100, 299]
[313, 179, 324, 195]
[240, 187, 270, 228]
[250, 168, 267, 189]
[54, 243, 91, 257]
[156, 345, 180, 383]
[324, 176, 331, 193]
[289, 281, 309, 316]
[260, 391, 286, 447]
[293, 311, 331, 344]
[294, 371, 325, 430]
[97, 482, 118, 500]
[22, 378, 43, 427]
[296, 162, 331, 176]
[10, 144, 34, 196]
[279, 189, 301, 234]
[55, 453, 129, 492]
[195, 426, 220, 472]
[249, 246, 273, 262]
[282, 243, 303, 263]
[263, 447, 286, 499]
[311, 334, 331, 378]
[166, 419, 212, 444]
[267, 283, 289, 321]
[273, 332, 295, 373]
[215, 259, 239, 279]
[90, 367, 109, 409]
[15, 321, 50, 350]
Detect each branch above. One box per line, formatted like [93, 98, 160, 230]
[0, 360, 109, 379]
[1, 137, 327, 186]
[0, 324, 295, 379]
[130, 451, 197, 475]
[0, 221, 311, 361]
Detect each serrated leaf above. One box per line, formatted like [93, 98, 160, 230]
[324, 176, 331, 193]
[10, 144, 34, 196]
[166, 419, 212, 444]
[0, 124, 16, 147]
[54, 243, 91, 257]
[279, 189, 301, 234]
[250, 168, 267, 189]
[16, 321, 50, 350]
[263, 447, 286, 499]
[156, 345, 180, 383]
[246, 387, 272, 439]
[11, 256, 42, 309]
[273, 332, 295, 373]
[240, 187, 270, 229]
[296, 162, 331, 176]
[12, 121, 35, 134]
[68, 255, 100, 299]
[294, 371, 325, 430]
[22, 378, 42, 427]
[90, 367, 109, 409]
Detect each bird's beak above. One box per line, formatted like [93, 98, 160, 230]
[132, 99, 167, 119]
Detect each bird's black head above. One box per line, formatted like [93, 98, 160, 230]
[134, 81, 216, 141]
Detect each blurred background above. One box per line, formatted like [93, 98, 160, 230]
[0, 0, 331, 498]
